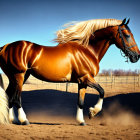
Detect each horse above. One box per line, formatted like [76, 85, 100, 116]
[0, 18, 139, 125]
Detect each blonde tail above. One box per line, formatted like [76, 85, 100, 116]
[0, 75, 9, 124]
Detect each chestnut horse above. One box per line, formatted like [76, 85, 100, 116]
[0, 18, 139, 125]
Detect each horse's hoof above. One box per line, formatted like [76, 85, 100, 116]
[89, 107, 96, 119]
[89, 110, 95, 119]
[10, 119, 20, 125]
[21, 120, 30, 125]
[80, 122, 86, 126]
[89, 110, 93, 119]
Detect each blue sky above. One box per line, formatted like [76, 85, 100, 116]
[0, 0, 140, 73]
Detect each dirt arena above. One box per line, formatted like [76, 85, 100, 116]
[0, 75, 139, 140]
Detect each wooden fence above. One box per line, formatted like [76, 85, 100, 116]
[2, 74, 140, 94]
[94, 75, 140, 93]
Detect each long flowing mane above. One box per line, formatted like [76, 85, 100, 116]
[54, 19, 122, 47]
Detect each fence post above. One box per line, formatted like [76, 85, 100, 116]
[66, 82, 68, 93]
[112, 75, 115, 88]
[111, 71, 113, 89]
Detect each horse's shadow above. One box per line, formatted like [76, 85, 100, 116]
[21, 89, 140, 121]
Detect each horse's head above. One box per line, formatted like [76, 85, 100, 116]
[113, 18, 140, 63]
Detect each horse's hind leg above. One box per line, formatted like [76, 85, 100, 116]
[6, 82, 19, 124]
[7, 73, 29, 125]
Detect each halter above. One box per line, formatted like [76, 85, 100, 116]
[117, 25, 137, 62]
[117, 26, 137, 51]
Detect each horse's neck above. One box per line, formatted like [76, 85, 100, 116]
[88, 29, 113, 62]
[88, 39, 111, 62]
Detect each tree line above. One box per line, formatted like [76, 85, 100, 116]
[99, 69, 140, 76]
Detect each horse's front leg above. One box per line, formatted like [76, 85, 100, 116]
[87, 76, 104, 119]
[76, 83, 87, 125]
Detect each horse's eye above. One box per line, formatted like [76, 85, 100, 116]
[124, 34, 130, 38]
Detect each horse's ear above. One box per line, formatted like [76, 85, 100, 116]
[126, 18, 130, 25]
[121, 18, 126, 25]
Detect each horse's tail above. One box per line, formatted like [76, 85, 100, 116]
[0, 74, 9, 124]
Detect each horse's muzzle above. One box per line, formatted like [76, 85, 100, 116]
[129, 53, 139, 63]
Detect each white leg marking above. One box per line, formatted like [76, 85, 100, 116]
[94, 98, 103, 111]
[9, 107, 18, 123]
[76, 107, 85, 124]
[89, 98, 103, 117]
[18, 107, 28, 123]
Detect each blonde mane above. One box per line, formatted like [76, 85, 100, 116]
[54, 19, 122, 47]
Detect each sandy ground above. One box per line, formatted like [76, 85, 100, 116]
[0, 78, 140, 140]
